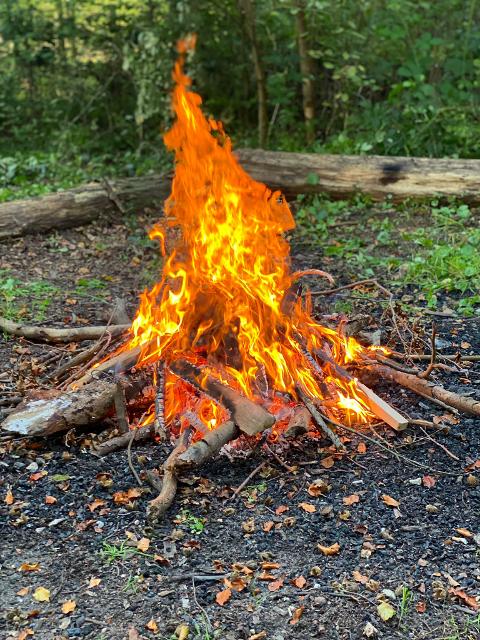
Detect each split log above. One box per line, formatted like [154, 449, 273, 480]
[366, 364, 480, 417]
[0, 174, 171, 239]
[285, 405, 311, 438]
[147, 421, 237, 522]
[0, 316, 129, 344]
[2, 151, 480, 240]
[169, 360, 275, 435]
[0, 377, 147, 438]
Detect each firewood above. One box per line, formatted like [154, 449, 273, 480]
[153, 362, 167, 439]
[0, 377, 147, 438]
[0, 316, 129, 344]
[74, 345, 142, 387]
[356, 382, 409, 431]
[169, 359, 275, 435]
[93, 424, 154, 456]
[295, 385, 345, 450]
[366, 364, 480, 417]
[285, 405, 311, 438]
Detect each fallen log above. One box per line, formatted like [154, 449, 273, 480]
[2, 151, 480, 239]
[0, 173, 171, 239]
[169, 360, 275, 436]
[366, 364, 480, 417]
[0, 316, 129, 343]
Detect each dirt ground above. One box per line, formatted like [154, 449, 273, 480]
[1, 207, 480, 640]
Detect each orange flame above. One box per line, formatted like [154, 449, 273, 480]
[123, 37, 374, 431]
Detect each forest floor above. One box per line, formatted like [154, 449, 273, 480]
[1, 199, 480, 640]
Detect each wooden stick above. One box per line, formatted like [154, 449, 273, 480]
[356, 382, 409, 431]
[93, 424, 154, 457]
[285, 405, 311, 438]
[73, 345, 142, 387]
[169, 360, 275, 436]
[0, 316, 129, 344]
[147, 428, 193, 523]
[295, 385, 345, 450]
[113, 381, 129, 434]
[366, 364, 480, 416]
[391, 352, 480, 363]
[418, 323, 437, 379]
[291, 268, 335, 286]
[153, 362, 167, 439]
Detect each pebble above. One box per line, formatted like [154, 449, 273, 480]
[313, 596, 327, 606]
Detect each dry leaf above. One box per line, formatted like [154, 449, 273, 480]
[242, 518, 255, 533]
[88, 499, 106, 512]
[128, 627, 140, 640]
[44, 495, 57, 505]
[422, 475, 436, 488]
[261, 562, 280, 570]
[33, 587, 50, 602]
[363, 621, 378, 637]
[307, 479, 329, 496]
[16, 630, 34, 640]
[268, 577, 284, 592]
[289, 606, 304, 625]
[88, 577, 101, 588]
[19, 562, 40, 572]
[317, 542, 340, 556]
[299, 502, 316, 513]
[381, 494, 400, 508]
[321, 456, 334, 468]
[352, 570, 369, 584]
[29, 471, 48, 482]
[216, 588, 232, 606]
[275, 505, 289, 515]
[61, 600, 76, 614]
[17, 587, 30, 596]
[176, 624, 189, 640]
[456, 528, 473, 538]
[416, 601, 426, 613]
[248, 633, 267, 640]
[258, 572, 276, 581]
[343, 494, 360, 506]
[292, 575, 307, 589]
[449, 587, 479, 610]
[225, 577, 247, 592]
[146, 618, 158, 633]
[113, 488, 141, 504]
[357, 442, 367, 454]
[377, 600, 396, 621]
[263, 520, 274, 532]
[137, 537, 150, 552]
[5, 488, 14, 505]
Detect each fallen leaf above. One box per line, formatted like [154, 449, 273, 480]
[321, 455, 335, 468]
[377, 600, 396, 621]
[29, 471, 48, 482]
[456, 528, 473, 538]
[225, 577, 247, 592]
[51, 474, 70, 482]
[449, 587, 479, 610]
[292, 575, 307, 588]
[268, 577, 284, 592]
[363, 621, 378, 637]
[461, 341, 471, 349]
[61, 600, 76, 614]
[317, 542, 340, 556]
[146, 618, 158, 632]
[88, 577, 101, 588]
[299, 502, 316, 513]
[16, 630, 34, 640]
[261, 562, 280, 570]
[258, 572, 276, 581]
[128, 627, 140, 640]
[381, 494, 400, 508]
[275, 505, 289, 515]
[33, 587, 50, 602]
[263, 521, 274, 532]
[289, 606, 304, 625]
[176, 624, 189, 640]
[416, 601, 426, 613]
[352, 570, 369, 584]
[88, 499, 106, 512]
[357, 442, 367, 454]
[5, 488, 14, 505]
[307, 479, 330, 496]
[248, 633, 267, 640]
[343, 494, 360, 506]
[422, 475, 436, 488]
[242, 518, 255, 533]
[137, 537, 150, 552]
[19, 562, 40, 572]
[17, 587, 30, 596]
[44, 495, 57, 505]
[216, 588, 232, 606]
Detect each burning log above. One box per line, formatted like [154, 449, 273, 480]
[366, 364, 480, 417]
[169, 360, 275, 436]
[0, 316, 129, 344]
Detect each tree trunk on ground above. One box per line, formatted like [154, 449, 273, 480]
[295, 0, 316, 144]
[238, 0, 268, 147]
[2, 151, 480, 239]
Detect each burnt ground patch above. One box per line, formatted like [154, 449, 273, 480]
[1, 206, 480, 640]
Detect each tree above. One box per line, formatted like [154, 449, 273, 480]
[294, 0, 316, 144]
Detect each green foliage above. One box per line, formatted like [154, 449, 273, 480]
[0, 270, 60, 320]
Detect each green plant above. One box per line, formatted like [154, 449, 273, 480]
[398, 585, 412, 622]
[100, 539, 154, 564]
[123, 574, 141, 593]
[0, 270, 60, 321]
[176, 509, 205, 535]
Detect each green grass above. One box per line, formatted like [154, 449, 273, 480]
[100, 540, 154, 564]
[0, 271, 61, 321]
[175, 509, 206, 535]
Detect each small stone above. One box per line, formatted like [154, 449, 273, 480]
[466, 475, 479, 487]
[310, 566, 322, 576]
[381, 588, 397, 601]
[408, 478, 422, 486]
[426, 504, 439, 513]
[26, 462, 38, 472]
[313, 596, 327, 607]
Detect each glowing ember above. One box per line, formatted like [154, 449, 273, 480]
[120, 36, 378, 433]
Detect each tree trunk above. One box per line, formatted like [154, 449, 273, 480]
[238, 0, 268, 147]
[2, 151, 480, 239]
[295, 0, 316, 144]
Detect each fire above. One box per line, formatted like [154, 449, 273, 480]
[122, 37, 375, 432]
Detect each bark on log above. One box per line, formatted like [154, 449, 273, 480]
[2, 151, 480, 239]
[0, 174, 171, 239]
[0, 377, 146, 437]
[366, 364, 480, 416]
[169, 359, 275, 435]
